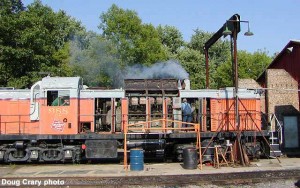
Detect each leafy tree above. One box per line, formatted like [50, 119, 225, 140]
[0, 0, 25, 87]
[184, 29, 231, 89]
[215, 50, 272, 88]
[0, 0, 24, 14]
[0, 1, 273, 90]
[99, 4, 167, 66]
[52, 42, 74, 77]
[157, 25, 185, 55]
[0, 0, 83, 88]
[176, 48, 205, 89]
[189, 29, 231, 65]
[70, 32, 122, 87]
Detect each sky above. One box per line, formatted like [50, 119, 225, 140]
[23, 0, 300, 55]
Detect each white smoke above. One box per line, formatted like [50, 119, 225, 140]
[124, 60, 189, 80]
[70, 34, 189, 88]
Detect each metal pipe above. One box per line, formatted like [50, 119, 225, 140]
[232, 21, 246, 167]
[203, 14, 240, 89]
[233, 26, 239, 131]
[205, 49, 209, 88]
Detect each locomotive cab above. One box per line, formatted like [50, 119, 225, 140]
[38, 77, 82, 135]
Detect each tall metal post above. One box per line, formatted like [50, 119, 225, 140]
[233, 26, 239, 131]
[204, 14, 241, 89]
[205, 49, 209, 88]
[203, 14, 253, 166]
[232, 25, 246, 166]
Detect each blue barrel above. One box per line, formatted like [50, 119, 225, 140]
[130, 148, 144, 171]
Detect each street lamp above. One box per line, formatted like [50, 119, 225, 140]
[204, 14, 254, 89]
[244, 22, 254, 36]
[223, 23, 232, 35]
[222, 16, 254, 166]
[204, 14, 254, 166]
[222, 20, 254, 36]
[221, 18, 254, 90]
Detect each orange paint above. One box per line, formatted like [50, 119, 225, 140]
[0, 99, 39, 134]
[121, 98, 128, 132]
[0, 95, 261, 135]
[210, 99, 261, 132]
[40, 98, 78, 134]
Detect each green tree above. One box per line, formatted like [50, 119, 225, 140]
[157, 25, 185, 55]
[0, 0, 24, 14]
[0, 0, 83, 88]
[70, 32, 122, 87]
[0, 0, 25, 87]
[176, 48, 205, 89]
[99, 4, 167, 66]
[184, 29, 231, 88]
[215, 50, 272, 88]
[189, 29, 231, 64]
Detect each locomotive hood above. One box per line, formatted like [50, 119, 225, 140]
[41, 76, 82, 90]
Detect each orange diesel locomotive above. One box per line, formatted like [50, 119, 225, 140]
[0, 76, 265, 163]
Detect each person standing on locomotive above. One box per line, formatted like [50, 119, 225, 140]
[181, 98, 192, 128]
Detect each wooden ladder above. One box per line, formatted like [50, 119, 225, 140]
[214, 144, 234, 168]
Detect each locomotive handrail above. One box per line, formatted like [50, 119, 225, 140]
[0, 111, 262, 135]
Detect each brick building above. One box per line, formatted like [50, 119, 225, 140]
[257, 40, 300, 155]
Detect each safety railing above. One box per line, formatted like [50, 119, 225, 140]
[123, 117, 202, 170]
[268, 113, 283, 145]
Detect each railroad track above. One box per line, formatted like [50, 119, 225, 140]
[1, 169, 299, 187]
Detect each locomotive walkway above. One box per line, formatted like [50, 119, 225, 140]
[0, 157, 299, 187]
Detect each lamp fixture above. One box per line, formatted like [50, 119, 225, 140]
[287, 47, 293, 53]
[244, 22, 254, 36]
[223, 23, 232, 35]
[223, 20, 254, 37]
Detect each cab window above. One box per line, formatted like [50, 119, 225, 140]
[47, 90, 70, 106]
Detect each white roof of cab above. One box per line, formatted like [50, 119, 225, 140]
[41, 76, 81, 89]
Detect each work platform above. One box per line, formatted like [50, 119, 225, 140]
[0, 158, 299, 187]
